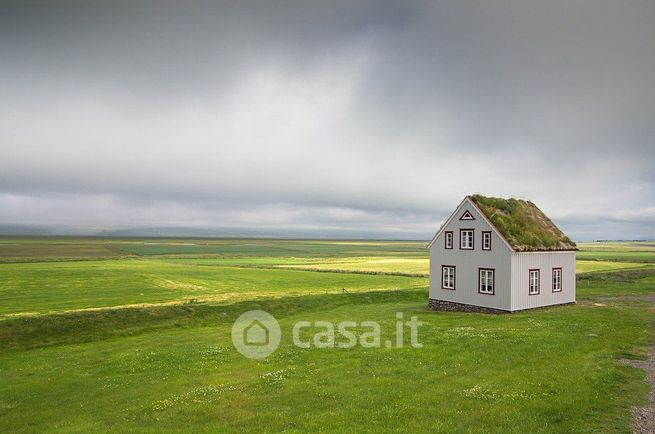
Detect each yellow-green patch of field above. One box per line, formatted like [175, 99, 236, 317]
[277, 257, 648, 276]
[291, 259, 640, 276]
[576, 260, 649, 273]
[299, 258, 648, 277]
[170, 256, 652, 277]
[577, 241, 655, 252]
[0, 259, 427, 317]
[274, 257, 429, 275]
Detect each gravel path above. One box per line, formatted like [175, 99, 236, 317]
[602, 294, 655, 433]
[623, 348, 655, 434]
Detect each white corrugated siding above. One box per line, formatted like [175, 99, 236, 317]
[510, 251, 576, 311]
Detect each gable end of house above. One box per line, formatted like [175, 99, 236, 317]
[427, 196, 513, 252]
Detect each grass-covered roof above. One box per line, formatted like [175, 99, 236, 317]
[470, 194, 577, 252]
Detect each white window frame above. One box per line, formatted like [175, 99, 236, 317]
[482, 231, 491, 250]
[529, 269, 540, 295]
[460, 229, 474, 250]
[442, 266, 455, 290]
[478, 268, 494, 295]
[445, 232, 453, 249]
[552, 268, 562, 292]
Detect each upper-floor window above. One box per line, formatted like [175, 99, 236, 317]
[479, 268, 494, 294]
[552, 268, 562, 292]
[482, 231, 491, 250]
[442, 265, 455, 289]
[444, 231, 453, 249]
[529, 269, 540, 295]
[460, 229, 474, 250]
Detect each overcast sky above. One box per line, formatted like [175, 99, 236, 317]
[1, 1, 654, 240]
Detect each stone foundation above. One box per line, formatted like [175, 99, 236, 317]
[428, 298, 508, 314]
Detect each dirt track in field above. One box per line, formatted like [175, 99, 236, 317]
[623, 347, 655, 434]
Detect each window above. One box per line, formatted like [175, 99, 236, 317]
[442, 266, 455, 290]
[552, 268, 562, 292]
[444, 231, 453, 249]
[482, 231, 491, 250]
[529, 269, 540, 295]
[460, 229, 474, 250]
[479, 268, 494, 294]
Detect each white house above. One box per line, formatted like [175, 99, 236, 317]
[428, 195, 577, 312]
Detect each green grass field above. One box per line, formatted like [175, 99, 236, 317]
[0, 259, 425, 317]
[577, 242, 655, 263]
[0, 238, 654, 432]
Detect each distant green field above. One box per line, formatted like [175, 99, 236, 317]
[576, 259, 649, 273]
[0, 239, 130, 261]
[577, 241, 655, 263]
[120, 239, 425, 257]
[577, 250, 655, 263]
[166, 256, 430, 276]
[2, 237, 654, 265]
[0, 259, 425, 317]
[0, 237, 654, 432]
[0, 238, 424, 261]
[577, 241, 655, 251]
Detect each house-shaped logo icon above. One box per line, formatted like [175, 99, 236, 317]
[232, 310, 281, 359]
[244, 319, 270, 346]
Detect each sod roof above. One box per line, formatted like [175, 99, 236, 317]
[469, 194, 577, 252]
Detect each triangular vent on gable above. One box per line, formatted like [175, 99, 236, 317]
[459, 210, 475, 220]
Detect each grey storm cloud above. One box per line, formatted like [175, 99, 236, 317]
[1, 0, 654, 239]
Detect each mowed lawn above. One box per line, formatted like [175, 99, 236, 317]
[0, 238, 654, 432]
[0, 286, 653, 433]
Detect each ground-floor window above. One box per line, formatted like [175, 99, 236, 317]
[552, 268, 562, 292]
[478, 268, 494, 294]
[529, 269, 540, 295]
[442, 265, 455, 289]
